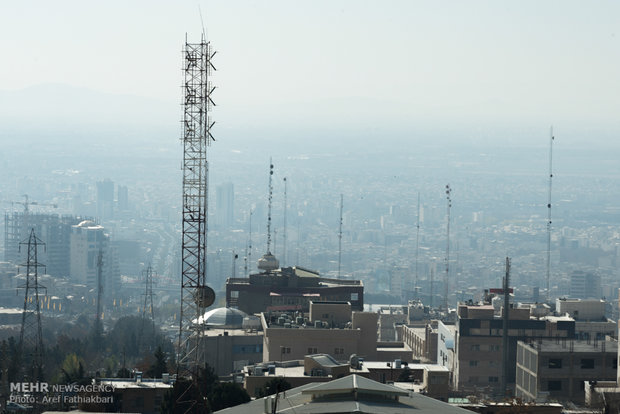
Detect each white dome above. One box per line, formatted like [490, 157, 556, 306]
[195, 307, 249, 328]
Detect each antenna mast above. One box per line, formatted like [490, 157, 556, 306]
[444, 184, 452, 311]
[257, 160, 279, 271]
[501, 257, 511, 397]
[247, 209, 252, 277]
[178, 34, 216, 377]
[18, 229, 46, 381]
[338, 194, 343, 278]
[414, 192, 420, 299]
[282, 177, 287, 267]
[546, 127, 554, 301]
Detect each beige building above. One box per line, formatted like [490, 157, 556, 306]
[515, 339, 617, 403]
[455, 303, 576, 395]
[262, 301, 413, 364]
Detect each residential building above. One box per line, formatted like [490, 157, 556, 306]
[455, 302, 575, 394]
[515, 339, 618, 403]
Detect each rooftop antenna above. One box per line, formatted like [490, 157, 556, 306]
[282, 177, 287, 267]
[414, 192, 420, 299]
[338, 194, 343, 278]
[501, 257, 511, 397]
[257, 159, 279, 271]
[546, 127, 554, 302]
[247, 209, 253, 277]
[444, 184, 452, 311]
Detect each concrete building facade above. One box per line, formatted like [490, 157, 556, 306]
[515, 339, 618, 403]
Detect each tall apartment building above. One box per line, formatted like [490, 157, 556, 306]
[570, 271, 602, 299]
[4, 212, 85, 278]
[69, 220, 120, 296]
[96, 179, 115, 221]
[215, 182, 234, 229]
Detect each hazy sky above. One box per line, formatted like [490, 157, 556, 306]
[1, 1, 619, 140]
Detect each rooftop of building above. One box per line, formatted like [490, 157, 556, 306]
[227, 265, 363, 286]
[216, 374, 472, 413]
[519, 338, 618, 354]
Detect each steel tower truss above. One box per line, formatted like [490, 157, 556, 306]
[18, 229, 46, 381]
[178, 36, 216, 375]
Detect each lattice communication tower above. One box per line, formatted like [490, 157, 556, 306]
[178, 35, 216, 376]
[18, 229, 46, 381]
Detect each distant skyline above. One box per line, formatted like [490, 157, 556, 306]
[1, 1, 619, 144]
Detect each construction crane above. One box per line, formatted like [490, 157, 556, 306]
[8, 194, 57, 213]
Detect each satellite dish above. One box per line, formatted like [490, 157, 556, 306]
[194, 286, 215, 308]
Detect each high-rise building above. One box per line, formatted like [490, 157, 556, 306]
[570, 271, 602, 299]
[96, 179, 115, 221]
[117, 185, 129, 212]
[4, 212, 84, 278]
[69, 220, 120, 296]
[216, 182, 234, 229]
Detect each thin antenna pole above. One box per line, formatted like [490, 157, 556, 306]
[444, 185, 452, 311]
[338, 194, 343, 279]
[248, 209, 252, 276]
[414, 192, 420, 299]
[501, 257, 511, 397]
[546, 127, 554, 302]
[283, 177, 287, 267]
[267, 159, 274, 253]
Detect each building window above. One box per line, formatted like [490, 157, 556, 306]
[613, 358, 618, 369]
[470, 344, 480, 351]
[230, 290, 239, 298]
[488, 376, 499, 383]
[489, 344, 500, 352]
[334, 347, 344, 355]
[351, 293, 359, 301]
[581, 359, 594, 369]
[469, 360, 478, 367]
[548, 380, 562, 391]
[549, 358, 562, 369]
[308, 347, 317, 354]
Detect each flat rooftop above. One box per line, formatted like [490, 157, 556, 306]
[520, 339, 618, 354]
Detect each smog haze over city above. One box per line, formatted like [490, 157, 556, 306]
[1, 1, 620, 411]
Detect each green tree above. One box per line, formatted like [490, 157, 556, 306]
[208, 382, 250, 411]
[259, 377, 292, 397]
[146, 346, 167, 378]
[60, 353, 85, 383]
